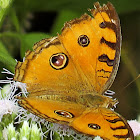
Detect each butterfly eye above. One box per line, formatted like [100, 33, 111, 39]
[54, 110, 74, 118]
[88, 123, 101, 130]
[78, 35, 90, 47]
[50, 53, 68, 70]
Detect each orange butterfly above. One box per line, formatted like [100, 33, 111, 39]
[14, 2, 134, 140]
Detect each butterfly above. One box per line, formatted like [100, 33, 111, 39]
[14, 2, 134, 140]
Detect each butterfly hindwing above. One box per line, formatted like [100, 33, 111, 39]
[14, 2, 134, 140]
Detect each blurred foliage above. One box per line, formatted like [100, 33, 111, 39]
[0, 0, 140, 139]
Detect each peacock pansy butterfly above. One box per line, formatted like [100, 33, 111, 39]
[14, 2, 134, 140]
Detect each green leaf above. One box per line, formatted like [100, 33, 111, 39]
[0, 41, 16, 72]
[0, 0, 14, 27]
[20, 33, 51, 58]
[51, 10, 81, 35]
[10, 8, 20, 32]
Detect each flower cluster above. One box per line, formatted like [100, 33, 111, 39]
[0, 69, 104, 139]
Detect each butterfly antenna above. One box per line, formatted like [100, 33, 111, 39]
[120, 74, 140, 93]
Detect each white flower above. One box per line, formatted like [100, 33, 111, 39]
[19, 121, 30, 140]
[93, 136, 103, 140]
[3, 121, 42, 140]
[128, 120, 140, 136]
[0, 99, 17, 115]
[7, 123, 18, 140]
[0, 86, 18, 121]
[2, 127, 8, 140]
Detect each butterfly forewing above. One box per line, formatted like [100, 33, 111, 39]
[14, 2, 134, 140]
